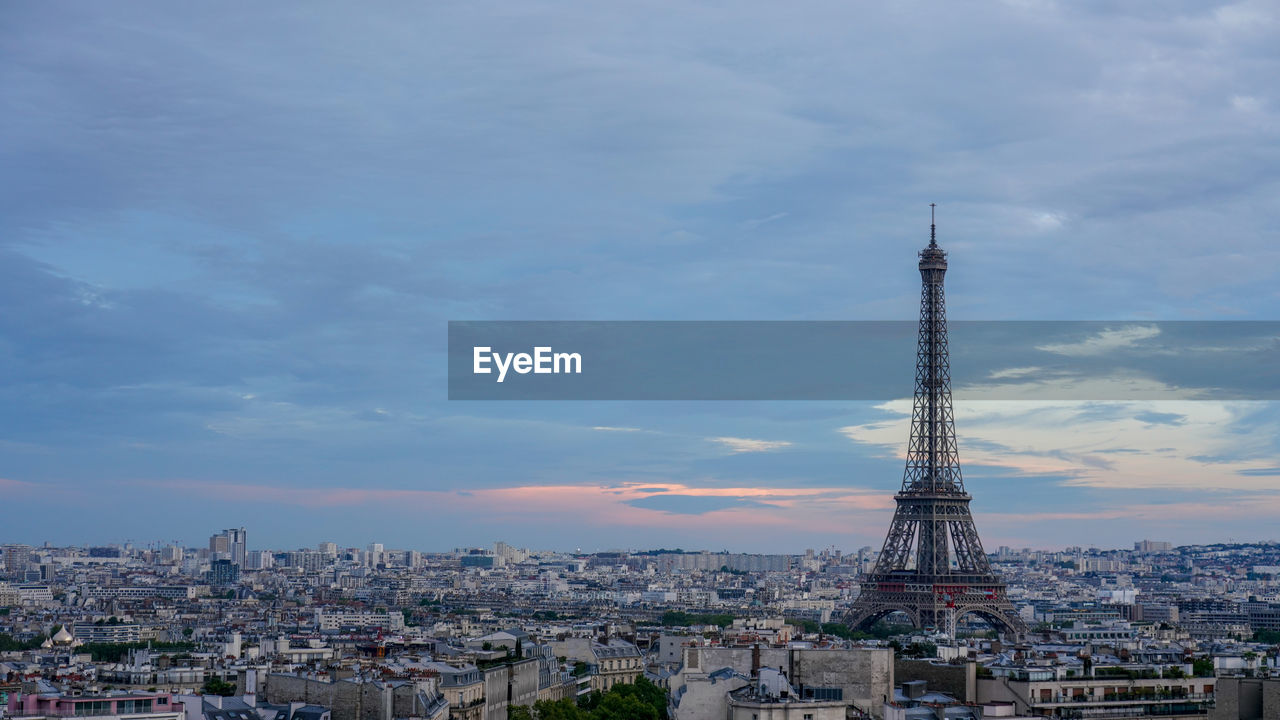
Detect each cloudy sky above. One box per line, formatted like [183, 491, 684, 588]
[2, 1, 1278, 553]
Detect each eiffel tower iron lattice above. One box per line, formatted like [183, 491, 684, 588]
[845, 207, 1027, 637]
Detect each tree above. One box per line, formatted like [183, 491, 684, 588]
[660, 611, 734, 628]
[594, 693, 657, 720]
[202, 678, 236, 697]
[536, 699, 588, 720]
[0, 634, 45, 652]
[1254, 629, 1280, 644]
[79, 642, 196, 662]
[1192, 658, 1215, 677]
[901, 642, 937, 658]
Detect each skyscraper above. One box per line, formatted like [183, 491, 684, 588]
[209, 528, 247, 566]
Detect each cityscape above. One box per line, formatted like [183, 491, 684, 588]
[4, 532, 1280, 720]
[5, 3, 1280, 720]
[6, 227, 1280, 720]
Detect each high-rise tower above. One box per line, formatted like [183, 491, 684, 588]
[846, 207, 1026, 637]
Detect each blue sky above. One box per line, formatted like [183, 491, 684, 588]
[2, 1, 1279, 552]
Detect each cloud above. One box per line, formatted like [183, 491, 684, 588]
[0, 477, 41, 493]
[117, 478, 893, 541]
[625, 494, 775, 515]
[708, 436, 793, 453]
[1134, 411, 1186, 426]
[987, 366, 1045, 380]
[1236, 467, 1280, 477]
[1030, 211, 1066, 231]
[1035, 326, 1162, 357]
[840, 399, 1280, 492]
[1, 1, 1278, 549]
[742, 212, 789, 230]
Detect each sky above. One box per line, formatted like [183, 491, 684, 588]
[2, 1, 1279, 553]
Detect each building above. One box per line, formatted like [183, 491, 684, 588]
[726, 669, 847, 720]
[15, 584, 55, 604]
[670, 667, 752, 720]
[673, 646, 893, 717]
[72, 622, 145, 644]
[589, 639, 643, 692]
[262, 672, 445, 720]
[209, 528, 247, 566]
[977, 671, 1216, 718]
[208, 559, 240, 586]
[315, 609, 405, 632]
[245, 550, 275, 570]
[84, 586, 198, 601]
[653, 552, 791, 573]
[459, 550, 495, 568]
[1211, 677, 1280, 720]
[1, 545, 33, 578]
[482, 657, 539, 720]
[6, 690, 184, 720]
[419, 663, 484, 720]
[178, 694, 330, 720]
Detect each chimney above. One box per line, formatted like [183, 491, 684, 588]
[751, 644, 761, 677]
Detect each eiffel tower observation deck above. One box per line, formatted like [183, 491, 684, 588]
[845, 206, 1027, 638]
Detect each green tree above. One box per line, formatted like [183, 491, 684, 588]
[202, 678, 237, 696]
[659, 611, 733, 628]
[537, 699, 588, 720]
[0, 633, 45, 652]
[1192, 658, 1215, 677]
[593, 693, 657, 720]
[902, 642, 937, 659]
[78, 641, 196, 663]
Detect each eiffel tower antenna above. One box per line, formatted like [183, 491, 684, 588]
[845, 209, 1026, 637]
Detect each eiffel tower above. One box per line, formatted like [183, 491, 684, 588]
[846, 206, 1026, 637]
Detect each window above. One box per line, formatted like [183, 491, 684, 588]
[117, 700, 154, 715]
[73, 701, 112, 716]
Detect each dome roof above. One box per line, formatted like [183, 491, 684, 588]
[52, 627, 74, 644]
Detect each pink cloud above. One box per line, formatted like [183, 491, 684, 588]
[128, 478, 893, 533]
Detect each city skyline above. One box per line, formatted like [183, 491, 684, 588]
[3, 2, 1279, 551]
[0, 532, 1256, 559]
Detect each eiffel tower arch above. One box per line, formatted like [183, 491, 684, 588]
[846, 207, 1027, 638]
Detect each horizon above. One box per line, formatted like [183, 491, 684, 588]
[7, 535, 1278, 557]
